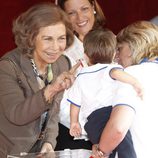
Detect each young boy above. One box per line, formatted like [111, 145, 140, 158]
[67, 29, 142, 158]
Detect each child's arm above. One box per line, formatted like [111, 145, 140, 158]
[69, 104, 82, 137]
[110, 68, 143, 99]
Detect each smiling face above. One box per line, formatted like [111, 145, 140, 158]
[33, 23, 66, 68]
[64, 0, 95, 41]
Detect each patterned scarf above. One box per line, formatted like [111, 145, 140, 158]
[30, 58, 53, 130]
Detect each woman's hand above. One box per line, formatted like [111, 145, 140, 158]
[36, 142, 55, 158]
[91, 144, 100, 158]
[44, 62, 80, 102]
[40, 142, 54, 153]
[91, 144, 110, 158]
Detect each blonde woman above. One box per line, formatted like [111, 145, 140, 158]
[92, 21, 158, 158]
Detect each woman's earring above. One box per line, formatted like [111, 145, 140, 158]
[55, 0, 58, 5]
[93, 10, 96, 14]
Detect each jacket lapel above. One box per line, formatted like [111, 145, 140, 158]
[19, 54, 39, 93]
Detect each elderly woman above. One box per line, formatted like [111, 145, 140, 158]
[0, 2, 79, 157]
[92, 21, 158, 158]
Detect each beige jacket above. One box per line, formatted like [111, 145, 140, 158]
[0, 48, 70, 156]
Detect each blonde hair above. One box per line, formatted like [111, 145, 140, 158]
[117, 21, 158, 64]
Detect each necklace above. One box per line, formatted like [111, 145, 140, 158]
[30, 59, 53, 85]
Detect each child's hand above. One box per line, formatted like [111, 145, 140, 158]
[133, 81, 144, 100]
[69, 122, 82, 137]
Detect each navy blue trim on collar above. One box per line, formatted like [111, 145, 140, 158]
[77, 66, 108, 77]
[140, 57, 158, 64]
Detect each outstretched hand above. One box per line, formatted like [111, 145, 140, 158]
[53, 61, 81, 91]
[44, 62, 80, 103]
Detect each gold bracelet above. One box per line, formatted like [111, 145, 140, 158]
[96, 144, 112, 158]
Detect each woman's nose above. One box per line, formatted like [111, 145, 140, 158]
[51, 40, 59, 50]
[76, 11, 84, 20]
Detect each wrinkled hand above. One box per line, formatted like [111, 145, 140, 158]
[40, 142, 53, 153]
[44, 62, 80, 102]
[36, 142, 55, 158]
[52, 61, 80, 92]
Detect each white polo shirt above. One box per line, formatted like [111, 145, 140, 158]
[112, 61, 158, 158]
[63, 35, 88, 68]
[67, 63, 122, 133]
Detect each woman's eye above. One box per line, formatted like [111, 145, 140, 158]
[116, 47, 119, 51]
[82, 7, 89, 12]
[59, 37, 66, 42]
[116, 47, 122, 52]
[44, 37, 52, 41]
[68, 11, 76, 16]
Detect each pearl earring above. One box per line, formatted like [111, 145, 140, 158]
[94, 10, 96, 14]
[55, 0, 58, 5]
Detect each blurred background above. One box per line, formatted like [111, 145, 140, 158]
[0, 0, 157, 56]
